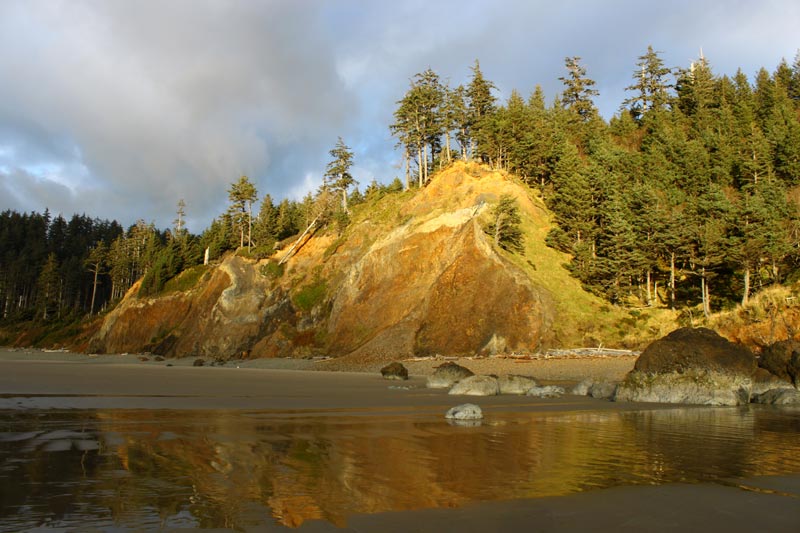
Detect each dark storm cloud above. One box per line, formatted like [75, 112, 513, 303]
[0, 0, 797, 231]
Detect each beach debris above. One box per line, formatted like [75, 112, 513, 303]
[388, 385, 415, 390]
[526, 385, 565, 398]
[492, 348, 639, 360]
[193, 358, 205, 367]
[445, 403, 483, 420]
[380, 361, 409, 381]
[154, 356, 165, 362]
[138, 356, 150, 362]
[449, 375, 500, 396]
[498, 374, 538, 395]
[426, 362, 474, 389]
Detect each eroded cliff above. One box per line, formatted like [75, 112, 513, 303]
[89, 163, 618, 362]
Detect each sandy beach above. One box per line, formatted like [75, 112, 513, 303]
[2, 347, 799, 532]
[0, 347, 637, 411]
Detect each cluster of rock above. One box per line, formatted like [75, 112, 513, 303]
[425, 361, 560, 398]
[611, 327, 800, 406]
[386, 326, 800, 413]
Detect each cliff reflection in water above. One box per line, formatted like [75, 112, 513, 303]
[1, 406, 799, 530]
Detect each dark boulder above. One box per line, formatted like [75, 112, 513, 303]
[615, 327, 756, 406]
[752, 367, 793, 395]
[193, 358, 205, 367]
[380, 362, 409, 381]
[790, 351, 800, 388]
[634, 327, 756, 376]
[758, 340, 800, 383]
[752, 388, 800, 405]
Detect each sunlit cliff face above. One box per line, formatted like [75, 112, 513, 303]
[89, 164, 574, 361]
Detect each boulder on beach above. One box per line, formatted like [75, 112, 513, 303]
[614, 369, 752, 405]
[427, 362, 474, 389]
[380, 362, 409, 381]
[498, 374, 538, 395]
[751, 368, 794, 396]
[757, 340, 800, 385]
[634, 327, 756, 376]
[526, 385, 565, 398]
[193, 358, 205, 367]
[445, 403, 483, 420]
[449, 375, 500, 396]
[752, 388, 800, 405]
[615, 327, 757, 406]
[572, 378, 617, 399]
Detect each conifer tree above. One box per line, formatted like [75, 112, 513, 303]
[227, 175, 258, 250]
[486, 194, 524, 252]
[36, 253, 60, 320]
[85, 241, 108, 314]
[467, 60, 497, 162]
[324, 137, 356, 213]
[559, 56, 599, 121]
[623, 46, 673, 120]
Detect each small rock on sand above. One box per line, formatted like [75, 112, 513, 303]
[526, 385, 565, 398]
[445, 403, 483, 420]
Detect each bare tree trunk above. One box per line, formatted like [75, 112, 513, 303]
[423, 144, 429, 183]
[646, 269, 652, 306]
[669, 252, 676, 310]
[404, 148, 410, 190]
[247, 202, 253, 251]
[90, 268, 99, 315]
[742, 266, 751, 306]
[701, 267, 711, 319]
[444, 131, 451, 163]
[417, 146, 424, 188]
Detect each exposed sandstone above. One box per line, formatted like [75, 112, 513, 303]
[87, 165, 605, 363]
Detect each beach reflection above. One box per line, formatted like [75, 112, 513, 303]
[1, 406, 799, 529]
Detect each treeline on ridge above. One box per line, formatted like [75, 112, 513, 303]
[389, 49, 800, 316]
[2, 46, 800, 329]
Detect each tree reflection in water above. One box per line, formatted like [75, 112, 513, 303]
[1, 407, 799, 529]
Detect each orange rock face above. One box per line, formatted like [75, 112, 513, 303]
[89, 165, 563, 361]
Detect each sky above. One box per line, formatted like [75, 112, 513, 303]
[1, 0, 798, 233]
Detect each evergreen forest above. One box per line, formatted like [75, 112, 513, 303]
[2, 46, 800, 332]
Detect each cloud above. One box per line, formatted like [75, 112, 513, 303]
[0, 0, 797, 231]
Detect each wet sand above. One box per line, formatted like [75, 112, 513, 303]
[3, 348, 799, 532]
[293, 478, 800, 532]
[0, 348, 639, 412]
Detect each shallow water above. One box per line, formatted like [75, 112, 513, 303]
[1, 405, 799, 530]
